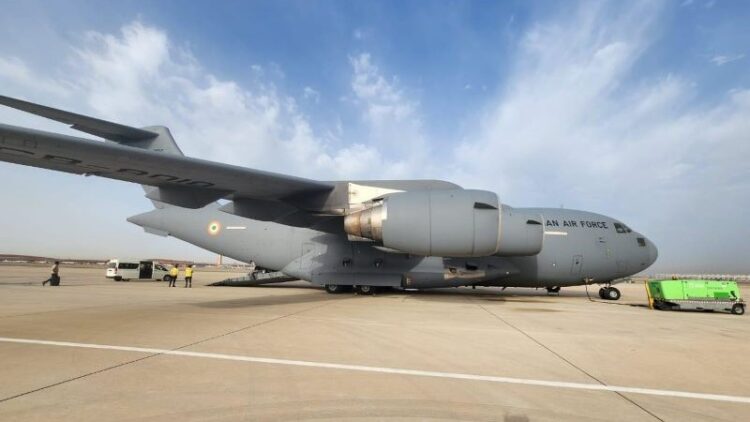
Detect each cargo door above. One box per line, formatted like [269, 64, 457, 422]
[570, 255, 583, 276]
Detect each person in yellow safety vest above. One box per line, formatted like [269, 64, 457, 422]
[184, 264, 194, 288]
[168, 264, 179, 287]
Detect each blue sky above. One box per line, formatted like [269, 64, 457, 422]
[0, 0, 748, 273]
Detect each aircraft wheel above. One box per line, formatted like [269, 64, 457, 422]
[356, 285, 376, 295]
[599, 287, 607, 299]
[324, 284, 346, 294]
[604, 287, 621, 301]
[546, 286, 561, 294]
[731, 304, 745, 315]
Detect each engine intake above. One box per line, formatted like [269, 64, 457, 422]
[344, 189, 543, 257]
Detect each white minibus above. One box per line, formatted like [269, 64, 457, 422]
[106, 259, 169, 281]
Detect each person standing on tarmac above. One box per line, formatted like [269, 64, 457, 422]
[168, 264, 179, 287]
[184, 264, 194, 288]
[42, 261, 60, 286]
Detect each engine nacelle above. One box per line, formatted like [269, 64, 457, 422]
[344, 189, 543, 257]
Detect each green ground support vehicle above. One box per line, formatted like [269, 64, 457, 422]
[646, 279, 745, 315]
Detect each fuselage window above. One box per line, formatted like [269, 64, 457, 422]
[637, 237, 646, 247]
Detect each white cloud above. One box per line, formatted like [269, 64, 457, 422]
[0, 56, 70, 97]
[303, 86, 320, 103]
[347, 53, 431, 178]
[0, 21, 415, 182]
[350, 53, 416, 126]
[450, 2, 750, 272]
[0, 21, 436, 187]
[710, 54, 745, 66]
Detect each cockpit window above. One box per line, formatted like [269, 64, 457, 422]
[637, 237, 646, 247]
[614, 222, 633, 234]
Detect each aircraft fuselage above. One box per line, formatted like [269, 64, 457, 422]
[129, 204, 658, 290]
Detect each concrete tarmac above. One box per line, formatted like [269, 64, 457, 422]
[0, 265, 748, 421]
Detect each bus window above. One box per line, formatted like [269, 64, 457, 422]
[118, 262, 139, 269]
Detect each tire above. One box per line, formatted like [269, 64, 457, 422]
[546, 286, 561, 293]
[732, 304, 745, 315]
[114, 276, 122, 281]
[605, 287, 621, 301]
[357, 285, 376, 295]
[325, 284, 345, 294]
[598, 288, 607, 299]
[163, 276, 170, 282]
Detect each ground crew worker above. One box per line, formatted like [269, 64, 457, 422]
[42, 261, 60, 286]
[184, 264, 194, 288]
[168, 264, 179, 287]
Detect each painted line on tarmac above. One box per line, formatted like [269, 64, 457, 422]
[1, 336, 749, 405]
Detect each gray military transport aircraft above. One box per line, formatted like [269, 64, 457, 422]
[0, 95, 657, 299]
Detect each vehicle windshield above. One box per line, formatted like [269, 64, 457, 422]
[106, 262, 116, 269]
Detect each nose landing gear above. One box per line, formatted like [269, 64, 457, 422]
[598, 286, 621, 301]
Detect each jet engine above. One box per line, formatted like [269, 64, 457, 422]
[344, 189, 543, 257]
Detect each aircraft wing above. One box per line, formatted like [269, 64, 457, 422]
[0, 122, 334, 208]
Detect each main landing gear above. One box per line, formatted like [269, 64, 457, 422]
[598, 286, 621, 301]
[324, 284, 351, 294]
[546, 286, 561, 295]
[324, 284, 377, 295]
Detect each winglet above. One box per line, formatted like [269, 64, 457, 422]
[0, 95, 158, 143]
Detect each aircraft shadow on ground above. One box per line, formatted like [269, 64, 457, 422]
[194, 287, 649, 310]
[191, 291, 337, 308]
[202, 282, 630, 307]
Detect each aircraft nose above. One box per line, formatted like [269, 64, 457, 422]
[647, 238, 658, 266]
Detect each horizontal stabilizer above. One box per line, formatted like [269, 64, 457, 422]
[0, 95, 157, 143]
[143, 226, 169, 237]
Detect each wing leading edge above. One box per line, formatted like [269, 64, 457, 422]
[0, 95, 334, 214]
